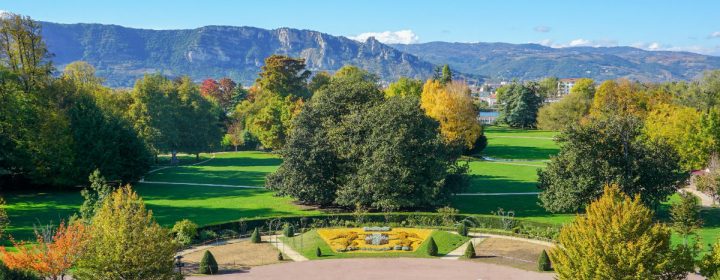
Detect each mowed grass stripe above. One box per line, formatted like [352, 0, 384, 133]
[144, 151, 280, 186]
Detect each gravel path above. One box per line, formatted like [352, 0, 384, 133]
[186, 258, 556, 280]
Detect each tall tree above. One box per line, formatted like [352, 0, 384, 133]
[538, 115, 687, 212]
[438, 64, 452, 85]
[420, 80, 482, 150]
[670, 191, 702, 244]
[74, 186, 178, 280]
[385, 77, 423, 98]
[497, 82, 543, 128]
[550, 185, 694, 280]
[79, 170, 113, 222]
[0, 14, 53, 92]
[537, 76, 559, 99]
[590, 79, 651, 118]
[537, 78, 595, 130]
[256, 55, 311, 99]
[643, 104, 715, 170]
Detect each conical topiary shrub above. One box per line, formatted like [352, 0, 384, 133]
[250, 227, 261, 243]
[464, 241, 475, 258]
[426, 237, 438, 256]
[199, 250, 219, 275]
[278, 251, 284, 261]
[457, 223, 468, 237]
[283, 224, 294, 237]
[538, 249, 551, 271]
[316, 247, 322, 257]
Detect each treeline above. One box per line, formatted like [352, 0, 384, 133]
[504, 75, 720, 212]
[0, 15, 227, 189]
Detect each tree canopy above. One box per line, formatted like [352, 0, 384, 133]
[496, 82, 543, 128]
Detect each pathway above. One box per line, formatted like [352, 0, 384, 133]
[265, 235, 308, 262]
[682, 187, 716, 207]
[440, 237, 485, 260]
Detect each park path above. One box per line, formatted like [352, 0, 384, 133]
[682, 187, 716, 207]
[265, 235, 308, 261]
[440, 237, 485, 260]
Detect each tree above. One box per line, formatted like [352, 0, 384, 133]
[701, 240, 720, 279]
[267, 72, 467, 211]
[172, 219, 198, 246]
[643, 104, 715, 170]
[670, 192, 702, 244]
[549, 185, 694, 280]
[256, 55, 311, 99]
[62, 61, 103, 89]
[497, 82, 543, 128]
[457, 223, 468, 237]
[200, 78, 243, 115]
[538, 115, 687, 213]
[537, 77, 559, 99]
[79, 169, 113, 221]
[537, 78, 595, 130]
[308, 71, 331, 93]
[590, 79, 651, 118]
[437, 64, 452, 85]
[0, 221, 89, 280]
[0, 197, 7, 238]
[74, 186, 178, 280]
[0, 14, 53, 92]
[463, 241, 475, 258]
[199, 251, 218, 274]
[222, 122, 244, 151]
[421, 80, 482, 150]
[696, 154, 720, 202]
[386, 77, 423, 98]
[250, 228, 261, 243]
[538, 249, 551, 271]
[316, 247, 322, 257]
[283, 223, 294, 237]
[426, 237, 438, 256]
[0, 260, 40, 280]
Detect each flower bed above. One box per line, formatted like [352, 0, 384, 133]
[317, 228, 432, 253]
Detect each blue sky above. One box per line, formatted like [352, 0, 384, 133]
[4, 0, 720, 55]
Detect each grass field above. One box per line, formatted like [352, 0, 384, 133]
[3, 126, 718, 252]
[281, 229, 469, 259]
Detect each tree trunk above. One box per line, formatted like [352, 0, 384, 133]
[235, 145, 238, 152]
[196, 153, 200, 162]
[171, 150, 178, 165]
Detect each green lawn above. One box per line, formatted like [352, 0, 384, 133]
[145, 151, 280, 186]
[482, 126, 559, 161]
[280, 229, 469, 259]
[154, 153, 213, 166]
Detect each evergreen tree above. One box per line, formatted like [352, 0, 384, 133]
[199, 250, 219, 275]
[497, 82, 543, 128]
[250, 228, 261, 243]
[79, 169, 113, 221]
[426, 237, 438, 256]
[670, 192, 702, 244]
[538, 249, 551, 271]
[463, 241, 475, 258]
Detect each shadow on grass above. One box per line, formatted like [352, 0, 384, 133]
[466, 174, 539, 193]
[145, 170, 272, 186]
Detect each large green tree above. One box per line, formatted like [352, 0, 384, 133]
[497, 82, 543, 128]
[538, 115, 687, 213]
[537, 78, 595, 130]
[267, 67, 467, 211]
[256, 54, 311, 98]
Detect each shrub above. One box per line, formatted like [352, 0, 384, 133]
[464, 241, 475, 258]
[426, 237, 438, 256]
[200, 230, 218, 241]
[199, 250, 218, 275]
[0, 261, 41, 280]
[283, 223, 294, 237]
[538, 249, 551, 271]
[250, 228, 261, 243]
[278, 252, 284, 261]
[172, 219, 198, 245]
[316, 247, 322, 257]
[457, 223, 468, 237]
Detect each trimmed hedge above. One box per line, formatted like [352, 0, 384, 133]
[464, 241, 476, 258]
[538, 249, 552, 271]
[426, 237, 438, 256]
[316, 247, 322, 257]
[199, 250, 219, 274]
[197, 213, 560, 239]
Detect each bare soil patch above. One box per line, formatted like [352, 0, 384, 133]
[471, 237, 552, 271]
[182, 241, 288, 274]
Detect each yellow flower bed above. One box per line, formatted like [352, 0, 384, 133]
[317, 227, 432, 253]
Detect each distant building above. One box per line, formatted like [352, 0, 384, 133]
[557, 78, 580, 96]
[478, 111, 499, 125]
[480, 93, 498, 106]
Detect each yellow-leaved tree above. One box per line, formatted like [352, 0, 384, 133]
[590, 79, 651, 118]
[420, 80, 481, 150]
[644, 103, 716, 170]
[550, 185, 694, 280]
[74, 186, 179, 280]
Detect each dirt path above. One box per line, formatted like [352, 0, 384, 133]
[682, 187, 716, 207]
[186, 258, 556, 280]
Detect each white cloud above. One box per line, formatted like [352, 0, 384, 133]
[534, 38, 618, 48]
[631, 41, 720, 55]
[0, 10, 14, 19]
[534, 26, 551, 33]
[348, 30, 419, 44]
[710, 31, 720, 38]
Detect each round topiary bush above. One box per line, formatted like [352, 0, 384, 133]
[457, 223, 468, 237]
[283, 223, 294, 237]
[316, 247, 322, 257]
[464, 241, 475, 258]
[199, 250, 219, 275]
[250, 227, 261, 243]
[538, 249, 552, 271]
[426, 237, 438, 256]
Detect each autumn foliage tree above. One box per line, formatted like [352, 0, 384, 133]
[420, 80, 482, 150]
[550, 185, 694, 280]
[0, 221, 89, 280]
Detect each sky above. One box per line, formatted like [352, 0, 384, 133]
[3, 0, 720, 55]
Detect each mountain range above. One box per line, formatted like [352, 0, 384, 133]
[39, 21, 720, 87]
